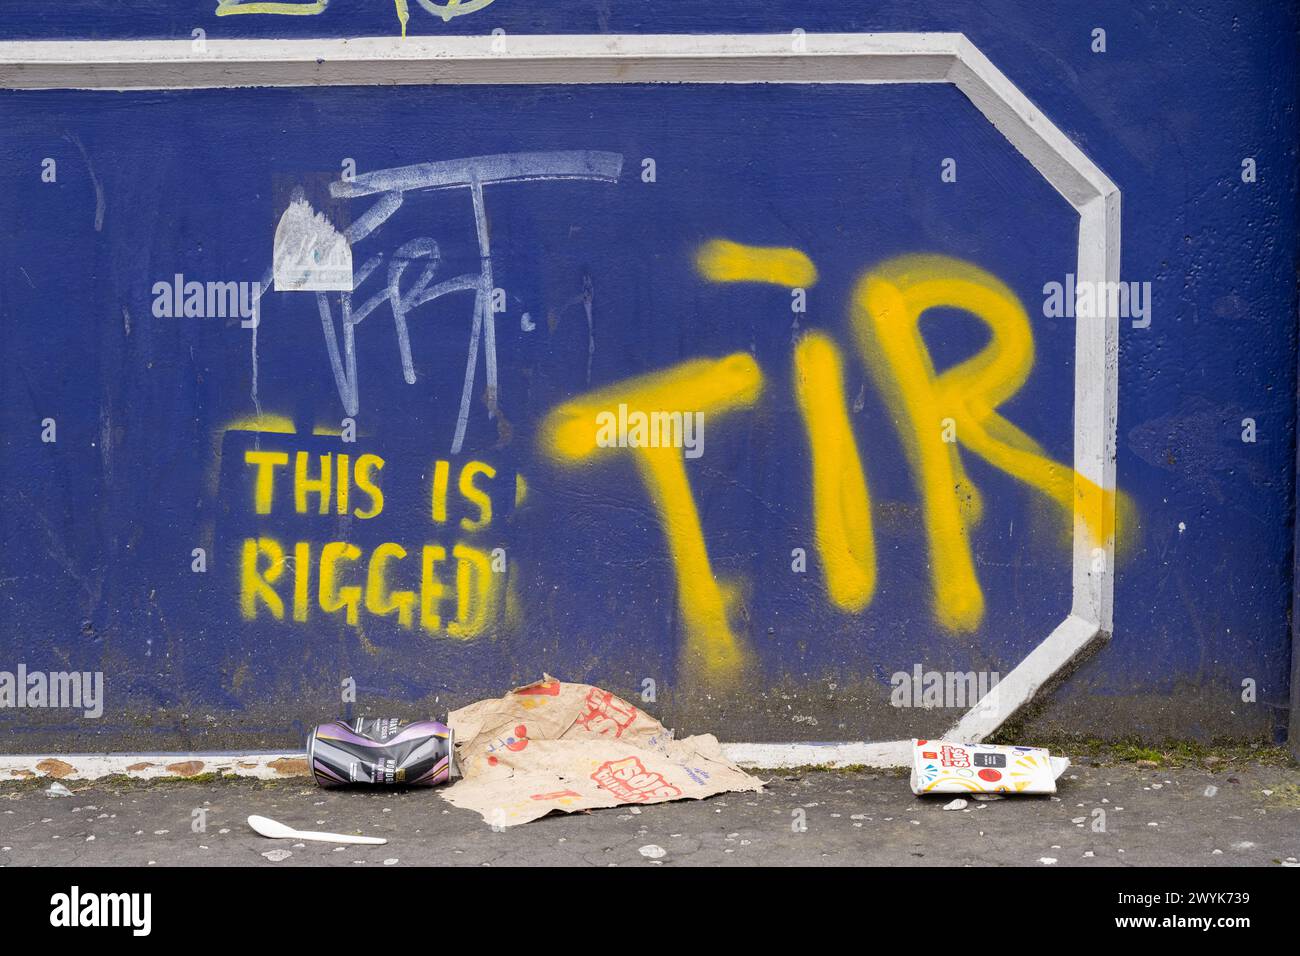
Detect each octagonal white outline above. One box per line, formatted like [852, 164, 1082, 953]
[0, 33, 1120, 769]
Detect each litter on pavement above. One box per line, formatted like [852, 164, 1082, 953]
[308, 717, 452, 788]
[440, 675, 764, 827]
[910, 739, 1070, 795]
[247, 814, 388, 846]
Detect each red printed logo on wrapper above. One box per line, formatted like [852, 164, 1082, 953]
[486, 725, 530, 765]
[504, 725, 529, 752]
[575, 689, 639, 738]
[590, 756, 683, 803]
[940, 745, 969, 768]
[515, 680, 561, 696]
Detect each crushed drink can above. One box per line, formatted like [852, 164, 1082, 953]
[308, 717, 454, 788]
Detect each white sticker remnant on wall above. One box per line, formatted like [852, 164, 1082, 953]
[273, 195, 353, 292]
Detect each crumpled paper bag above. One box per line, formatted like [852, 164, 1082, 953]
[440, 675, 763, 826]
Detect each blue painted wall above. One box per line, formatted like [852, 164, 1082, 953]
[0, 1, 1295, 749]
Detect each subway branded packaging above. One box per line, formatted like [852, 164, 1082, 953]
[308, 718, 454, 788]
[909, 739, 1070, 795]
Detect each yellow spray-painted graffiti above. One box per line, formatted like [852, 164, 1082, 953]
[792, 332, 877, 613]
[221, 237, 1123, 688]
[214, 0, 498, 37]
[695, 240, 876, 613]
[850, 254, 1123, 631]
[235, 446, 505, 640]
[533, 241, 1126, 687]
[240, 537, 497, 638]
[242, 450, 385, 518]
[215, 0, 331, 16]
[540, 354, 764, 685]
[694, 239, 818, 288]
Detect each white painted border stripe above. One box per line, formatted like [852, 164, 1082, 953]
[0, 32, 1118, 764]
[0, 33, 960, 89]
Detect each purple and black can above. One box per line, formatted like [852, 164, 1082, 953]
[307, 717, 454, 788]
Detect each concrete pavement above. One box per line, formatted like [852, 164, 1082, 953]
[3, 752, 1298, 867]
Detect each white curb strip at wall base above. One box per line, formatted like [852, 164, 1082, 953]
[723, 740, 914, 769]
[0, 741, 913, 782]
[0, 752, 311, 782]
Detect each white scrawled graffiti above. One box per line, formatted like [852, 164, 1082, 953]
[257, 150, 623, 453]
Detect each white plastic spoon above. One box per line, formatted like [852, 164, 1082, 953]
[248, 814, 388, 845]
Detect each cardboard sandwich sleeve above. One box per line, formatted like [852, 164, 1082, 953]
[910, 739, 1070, 795]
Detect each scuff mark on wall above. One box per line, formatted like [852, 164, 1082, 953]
[64, 132, 103, 232]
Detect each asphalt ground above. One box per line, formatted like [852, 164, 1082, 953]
[3, 757, 1297, 867]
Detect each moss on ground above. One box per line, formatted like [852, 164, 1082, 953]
[985, 733, 1296, 769]
[0, 771, 311, 796]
